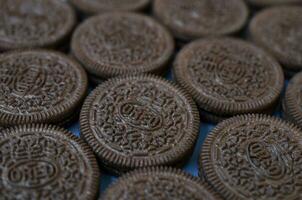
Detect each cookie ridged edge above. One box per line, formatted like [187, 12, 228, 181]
[71, 12, 175, 79]
[0, 124, 100, 200]
[101, 166, 223, 200]
[173, 37, 284, 116]
[0, 49, 88, 126]
[80, 74, 200, 173]
[0, 0, 76, 51]
[199, 114, 302, 200]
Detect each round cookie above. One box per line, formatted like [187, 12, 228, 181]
[70, 0, 150, 15]
[283, 71, 302, 128]
[71, 12, 174, 81]
[0, 124, 99, 200]
[0, 0, 76, 51]
[249, 6, 302, 75]
[246, 0, 302, 7]
[199, 114, 302, 200]
[153, 0, 249, 41]
[0, 50, 88, 127]
[173, 37, 284, 122]
[101, 167, 222, 200]
[80, 75, 200, 174]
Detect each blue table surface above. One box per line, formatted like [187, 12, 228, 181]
[66, 70, 287, 196]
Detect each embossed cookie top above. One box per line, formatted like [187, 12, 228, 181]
[0, 124, 99, 200]
[70, 0, 150, 15]
[102, 168, 222, 200]
[200, 115, 302, 200]
[0, 50, 88, 126]
[80, 75, 199, 172]
[0, 0, 75, 50]
[173, 38, 284, 116]
[249, 6, 302, 70]
[247, 0, 302, 6]
[71, 12, 174, 79]
[283, 72, 302, 128]
[153, 0, 248, 40]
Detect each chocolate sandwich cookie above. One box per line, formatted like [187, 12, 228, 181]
[199, 114, 302, 200]
[153, 0, 249, 41]
[173, 37, 284, 123]
[80, 75, 199, 174]
[283, 72, 302, 129]
[0, 124, 99, 200]
[71, 12, 174, 82]
[249, 6, 302, 77]
[0, 50, 88, 127]
[246, 0, 302, 7]
[101, 167, 222, 200]
[0, 0, 76, 51]
[70, 0, 150, 15]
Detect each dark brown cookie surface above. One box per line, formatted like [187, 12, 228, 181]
[0, 0, 75, 51]
[0, 124, 99, 200]
[80, 75, 199, 174]
[101, 167, 222, 200]
[283, 72, 302, 128]
[247, 0, 302, 6]
[0, 50, 88, 126]
[153, 0, 249, 41]
[249, 6, 302, 71]
[72, 12, 174, 80]
[173, 37, 284, 121]
[200, 114, 302, 200]
[70, 0, 150, 15]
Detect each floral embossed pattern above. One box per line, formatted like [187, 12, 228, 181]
[80, 76, 199, 173]
[250, 6, 302, 70]
[200, 115, 302, 200]
[89, 79, 191, 155]
[71, 12, 174, 78]
[153, 0, 248, 40]
[0, 0, 75, 50]
[283, 72, 302, 129]
[174, 38, 284, 116]
[0, 125, 99, 200]
[102, 168, 221, 200]
[0, 50, 87, 126]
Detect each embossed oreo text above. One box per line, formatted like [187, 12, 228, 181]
[0, 133, 89, 199]
[0, 53, 77, 114]
[7, 160, 58, 188]
[213, 122, 302, 199]
[119, 100, 163, 131]
[90, 80, 190, 156]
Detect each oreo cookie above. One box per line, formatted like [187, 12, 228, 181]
[246, 0, 302, 7]
[173, 37, 284, 123]
[0, 0, 76, 51]
[70, 0, 150, 15]
[249, 6, 302, 77]
[283, 72, 302, 129]
[71, 12, 174, 82]
[101, 167, 222, 200]
[0, 124, 99, 200]
[80, 75, 199, 174]
[0, 50, 88, 127]
[199, 114, 302, 199]
[153, 0, 249, 41]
